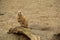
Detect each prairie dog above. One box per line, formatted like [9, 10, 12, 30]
[17, 11, 28, 28]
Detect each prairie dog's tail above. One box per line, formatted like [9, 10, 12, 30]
[17, 11, 28, 28]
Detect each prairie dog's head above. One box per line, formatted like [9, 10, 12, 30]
[18, 11, 22, 16]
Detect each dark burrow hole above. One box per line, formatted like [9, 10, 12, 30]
[53, 33, 60, 40]
[0, 13, 4, 15]
[54, 33, 60, 37]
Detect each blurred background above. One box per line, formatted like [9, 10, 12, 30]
[0, 0, 60, 40]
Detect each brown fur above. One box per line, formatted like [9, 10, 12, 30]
[17, 12, 28, 28]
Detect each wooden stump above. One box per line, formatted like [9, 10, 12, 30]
[8, 27, 40, 40]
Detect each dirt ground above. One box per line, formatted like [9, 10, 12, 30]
[0, 0, 60, 40]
